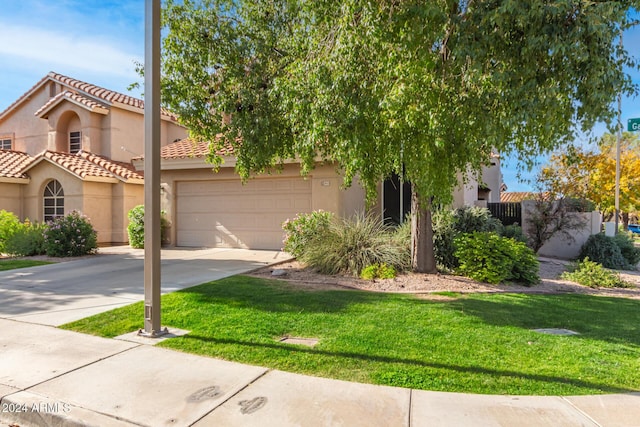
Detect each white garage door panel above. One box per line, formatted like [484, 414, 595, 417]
[176, 178, 312, 249]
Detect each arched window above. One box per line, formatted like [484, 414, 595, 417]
[43, 180, 64, 222]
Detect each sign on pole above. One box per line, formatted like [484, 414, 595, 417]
[628, 118, 640, 132]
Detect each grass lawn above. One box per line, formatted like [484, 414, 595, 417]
[61, 275, 640, 396]
[0, 259, 53, 271]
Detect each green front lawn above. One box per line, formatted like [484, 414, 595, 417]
[61, 275, 640, 396]
[0, 259, 53, 271]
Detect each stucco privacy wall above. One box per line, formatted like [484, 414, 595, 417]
[0, 183, 23, 217]
[521, 200, 602, 259]
[158, 163, 367, 249]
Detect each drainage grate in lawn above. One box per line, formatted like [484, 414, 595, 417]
[278, 336, 319, 347]
[533, 328, 580, 336]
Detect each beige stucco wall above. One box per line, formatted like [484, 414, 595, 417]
[481, 157, 502, 203]
[104, 108, 187, 162]
[111, 183, 144, 244]
[0, 183, 24, 217]
[22, 161, 84, 222]
[522, 200, 602, 259]
[0, 86, 51, 155]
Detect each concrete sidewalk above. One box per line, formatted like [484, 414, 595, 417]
[1, 319, 638, 427]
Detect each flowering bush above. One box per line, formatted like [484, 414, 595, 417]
[282, 210, 334, 258]
[127, 205, 169, 249]
[44, 211, 98, 257]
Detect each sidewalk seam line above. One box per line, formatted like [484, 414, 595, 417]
[188, 368, 272, 427]
[560, 397, 603, 427]
[20, 344, 142, 393]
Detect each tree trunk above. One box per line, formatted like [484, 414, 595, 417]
[622, 212, 629, 231]
[411, 189, 437, 273]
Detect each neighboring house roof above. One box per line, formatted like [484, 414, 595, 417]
[0, 71, 179, 122]
[160, 139, 211, 159]
[0, 150, 33, 182]
[500, 192, 535, 203]
[132, 137, 233, 161]
[35, 91, 110, 118]
[20, 150, 143, 184]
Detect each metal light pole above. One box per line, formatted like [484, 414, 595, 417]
[614, 30, 623, 235]
[140, 0, 166, 337]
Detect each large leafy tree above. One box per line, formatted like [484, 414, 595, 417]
[161, 0, 639, 272]
[541, 132, 640, 227]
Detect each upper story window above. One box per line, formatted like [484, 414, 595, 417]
[0, 138, 11, 150]
[69, 131, 81, 153]
[44, 180, 64, 222]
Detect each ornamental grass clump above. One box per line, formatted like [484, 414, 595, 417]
[300, 213, 410, 276]
[44, 211, 97, 257]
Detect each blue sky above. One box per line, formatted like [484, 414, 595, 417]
[0, 1, 638, 192]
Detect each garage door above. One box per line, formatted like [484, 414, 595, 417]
[176, 178, 312, 249]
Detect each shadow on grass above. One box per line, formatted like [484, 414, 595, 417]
[177, 275, 397, 314]
[167, 333, 637, 394]
[442, 293, 640, 346]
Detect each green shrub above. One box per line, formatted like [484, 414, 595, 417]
[0, 210, 21, 254]
[301, 213, 410, 276]
[579, 234, 631, 270]
[452, 206, 502, 234]
[433, 206, 503, 271]
[500, 224, 528, 244]
[4, 220, 47, 256]
[127, 205, 169, 249]
[561, 257, 632, 288]
[454, 232, 539, 285]
[360, 263, 397, 280]
[43, 211, 97, 257]
[613, 232, 640, 268]
[282, 210, 334, 257]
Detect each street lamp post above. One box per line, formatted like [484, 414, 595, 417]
[140, 0, 166, 337]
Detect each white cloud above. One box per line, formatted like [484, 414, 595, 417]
[0, 23, 142, 79]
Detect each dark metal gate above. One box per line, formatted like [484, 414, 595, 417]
[487, 203, 522, 226]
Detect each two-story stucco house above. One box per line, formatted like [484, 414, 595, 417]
[0, 72, 187, 244]
[1, 72, 503, 249]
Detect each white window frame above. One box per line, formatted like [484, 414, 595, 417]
[69, 131, 82, 153]
[43, 180, 64, 222]
[0, 136, 13, 150]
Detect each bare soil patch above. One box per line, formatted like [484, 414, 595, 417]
[250, 257, 640, 300]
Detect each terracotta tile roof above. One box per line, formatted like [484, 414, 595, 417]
[35, 91, 109, 118]
[500, 192, 535, 203]
[138, 137, 233, 160]
[21, 150, 143, 183]
[41, 151, 116, 180]
[0, 72, 179, 122]
[0, 150, 33, 179]
[48, 72, 178, 121]
[78, 151, 144, 181]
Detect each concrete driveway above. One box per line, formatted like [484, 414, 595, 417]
[0, 246, 289, 326]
